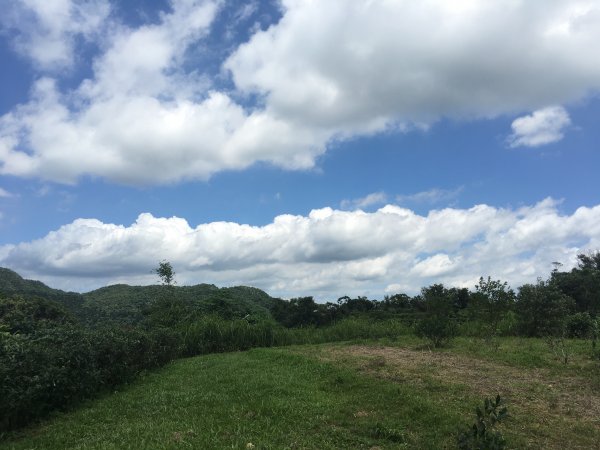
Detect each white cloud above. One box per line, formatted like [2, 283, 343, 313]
[0, 187, 13, 198]
[396, 187, 463, 205]
[341, 192, 387, 210]
[1, 0, 111, 70]
[226, 0, 600, 127]
[2, 199, 598, 299]
[508, 106, 572, 147]
[1, 0, 600, 184]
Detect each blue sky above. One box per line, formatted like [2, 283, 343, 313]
[0, 0, 599, 299]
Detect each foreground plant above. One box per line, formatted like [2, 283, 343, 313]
[457, 395, 508, 450]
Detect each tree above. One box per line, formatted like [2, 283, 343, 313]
[551, 252, 600, 315]
[471, 277, 516, 335]
[516, 279, 574, 337]
[414, 284, 458, 347]
[154, 260, 175, 287]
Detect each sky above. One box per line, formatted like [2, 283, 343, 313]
[0, 0, 599, 300]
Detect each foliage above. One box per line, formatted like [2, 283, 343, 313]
[551, 252, 600, 315]
[0, 324, 180, 432]
[154, 260, 175, 286]
[270, 296, 328, 327]
[414, 284, 458, 347]
[5, 259, 600, 437]
[457, 395, 508, 450]
[546, 336, 572, 365]
[470, 277, 516, 336]
[0, 295, 75, 334]
[0, 310, 407, 432]
[515, 279, 574, 337]
[415, 315, 458, 348]
[565, 312, 596, 338]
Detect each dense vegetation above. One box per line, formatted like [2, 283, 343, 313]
[1, 252, 599, 439]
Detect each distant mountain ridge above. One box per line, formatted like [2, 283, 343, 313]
[0, 267, 278, 325]
[0, 267, 84, 312]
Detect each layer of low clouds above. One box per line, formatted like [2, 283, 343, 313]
[2, 199, 598, 299]
[508, 106, 572, 148]
[0, 0, 599, 184]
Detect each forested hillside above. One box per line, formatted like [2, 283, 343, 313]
[0, 268, 277, 326]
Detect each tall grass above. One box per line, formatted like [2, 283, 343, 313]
[180, 316, 410, 357]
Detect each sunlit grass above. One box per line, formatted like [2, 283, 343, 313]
[3, 336, 599, 449]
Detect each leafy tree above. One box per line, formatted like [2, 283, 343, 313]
[565, 312, 596, 338]
[336, 295, 375, 314]
[270, 297, 332, 327]
[516, 279, 574, 337]
[551, 252, 600, 315]
[382, 293, 412, 310]
[414, 284, 458, 347]
[154, 260, 175, 286]
[470, 277, 516, 336]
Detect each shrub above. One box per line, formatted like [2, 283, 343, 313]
[413, 284, 458, 347]
[565, 312, 596, 338]
[516, 280, 574, 337]
[415, 315, 457, 348]
[457, 395, 508, 450]
[0, 325, 180, 432]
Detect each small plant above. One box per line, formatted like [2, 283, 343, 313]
[546, 336, 571, 365]
[590, 318, 599, 360]
[457, 395, 508, 450]
[371, 423, 405, 443]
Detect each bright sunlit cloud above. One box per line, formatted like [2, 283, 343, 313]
[508, 106, 572, 148]
[1, 0, 599, 184]
[2, 199, 597, 299]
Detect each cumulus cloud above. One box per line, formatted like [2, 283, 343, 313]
[227, 0, 600, 125]
[1, 199, 598, 299]
[508, 106, 572, 147]
[1, 0, 600, 184]
[1, 0, 111, 70]
[341, 192, 387, 210]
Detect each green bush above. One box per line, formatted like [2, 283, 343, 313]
[457, 395, 508, 450]
[496, 311, 519, 337]
[516, 281, 573, 337]
[0, 325, 180, 432]
[415, 315, 457, 348]
[565, 312, 596, 338]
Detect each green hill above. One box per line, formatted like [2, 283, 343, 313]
[0, 268, 84, 313]
[0, 267, 278, 325]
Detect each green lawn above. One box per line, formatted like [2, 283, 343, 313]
[2, 337, 599, 449]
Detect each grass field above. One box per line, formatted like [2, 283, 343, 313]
[2, 336, 599, 449]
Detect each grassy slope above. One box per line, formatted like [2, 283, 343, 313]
[2, 337, 599, 449]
